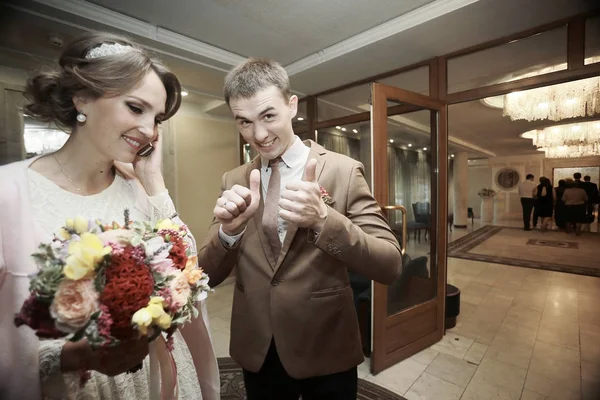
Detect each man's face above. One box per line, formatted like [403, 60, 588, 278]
[229, 86, 297, 160]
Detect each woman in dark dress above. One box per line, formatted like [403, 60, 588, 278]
[535, 177, 554, 231]
[554, 179, 567, 230]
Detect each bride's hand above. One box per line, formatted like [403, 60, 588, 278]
[134, 130, 167, 196]
[62, 338, 149, 377]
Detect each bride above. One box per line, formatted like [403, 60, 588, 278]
[0, 32, 220, 399]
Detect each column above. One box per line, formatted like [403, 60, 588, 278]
[453, 152, 469, 227]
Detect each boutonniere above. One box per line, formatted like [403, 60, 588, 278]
[320, 185, 334, 206]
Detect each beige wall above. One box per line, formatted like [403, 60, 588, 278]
[172, 105, 239, 246]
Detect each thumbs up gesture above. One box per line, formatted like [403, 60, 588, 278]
[214, 169, 261, 235]
[279, 159, 328, 231]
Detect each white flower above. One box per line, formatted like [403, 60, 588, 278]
[97, 229, 135, 246]
[144, 236, 168, 257]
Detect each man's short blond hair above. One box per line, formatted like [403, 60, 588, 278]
[224, 58, 291, 105]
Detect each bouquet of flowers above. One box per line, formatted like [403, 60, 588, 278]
[14, 209, 211, 376]
[478, 188, 497, 198]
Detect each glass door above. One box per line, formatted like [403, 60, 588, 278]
[370, 82, 448, 374]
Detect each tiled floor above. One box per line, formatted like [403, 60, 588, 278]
[205, 220, 600, 400]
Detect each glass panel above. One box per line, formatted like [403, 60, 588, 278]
[293, 99, 308, 133]
[317, 84, 370, 122]
[317, 66, 429, 122]
[585, 16, 600, 65]
[447, 25, 568, 93]
[317, 121, 371, 188]
[379, 65, 429, 95]
[385, 107, 437, 316]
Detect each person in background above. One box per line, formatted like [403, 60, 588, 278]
[554, 179, 567, 230]
[581, 175, 599, 225]
[519, 174, 537, 231]
[535, 177, 555, 231]
[573, 172, 583, 187]
[563, 178, 588, 236]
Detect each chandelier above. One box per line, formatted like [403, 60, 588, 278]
[542, 143, 599, 158]
[521, 120, 600, 158]
[483, 56, 600, 122]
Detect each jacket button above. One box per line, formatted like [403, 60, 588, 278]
[271, 279, 280, 286]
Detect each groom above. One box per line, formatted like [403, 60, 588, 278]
[199, 58, 402, 399]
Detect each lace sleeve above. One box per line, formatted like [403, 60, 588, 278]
[147, 190, 177, 224]
[39, 339, 65, 383]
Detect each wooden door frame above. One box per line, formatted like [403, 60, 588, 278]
[370, 82, 448, 373]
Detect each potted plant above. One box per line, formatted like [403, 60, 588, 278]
[478, 188, 496, 223]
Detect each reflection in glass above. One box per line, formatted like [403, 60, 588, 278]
[317, 121, 371, 188]
[448, 26, 568, 93]
[585, 16, 600, 65]
[293, 100, 309, 133]
[384, 109, 437, 316]
[23, 116, 69, 158]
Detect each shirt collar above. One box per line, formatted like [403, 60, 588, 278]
[261, 136, 307, 170]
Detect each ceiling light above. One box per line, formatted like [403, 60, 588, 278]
[481, 56, 600, 121]
[181, 89, 189, 97]
[389, 139, 394, 143]
[451, 154, 455, 157]
[341, 127, 347, 131]
[423, 147, 427, 151]
[407, 144, 412, 147]
[297, 117, 304, 121]
[336, 126, 341, 130]
[353, 129, 358, 133]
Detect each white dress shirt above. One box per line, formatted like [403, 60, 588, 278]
[518, 179, 537, 198]
[219, 136, 310, 247]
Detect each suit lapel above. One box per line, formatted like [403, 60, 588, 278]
[274, 141, 327, 272]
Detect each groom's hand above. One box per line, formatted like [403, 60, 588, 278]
[214, 169, 261, 235]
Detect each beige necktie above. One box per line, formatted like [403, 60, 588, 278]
[263, 158, 282, 261]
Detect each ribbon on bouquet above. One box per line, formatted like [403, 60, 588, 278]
[149, 336, 178, 400]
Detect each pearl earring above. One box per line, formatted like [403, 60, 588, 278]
[76, 112, 87, 123]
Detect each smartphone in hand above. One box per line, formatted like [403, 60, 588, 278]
[137, 143, 154, 157]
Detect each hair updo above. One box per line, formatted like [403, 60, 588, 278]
[24, 31, 182, 131]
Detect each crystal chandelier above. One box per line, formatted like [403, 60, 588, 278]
[521, 120, 600, 158]
[521, 120, 600, 147]
[542, 143, 599, 158]
[483, 56, 600, 122]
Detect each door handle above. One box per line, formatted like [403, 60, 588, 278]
[381, 205, 407, 255]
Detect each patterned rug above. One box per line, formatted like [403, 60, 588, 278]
[448, 225, 600, 277]
[218, 357, 407, 400]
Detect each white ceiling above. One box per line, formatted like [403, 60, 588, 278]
[1, 0, 599, 158]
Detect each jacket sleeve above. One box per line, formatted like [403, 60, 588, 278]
[197, 172, 239, 287]
[311, 162, 402, 285]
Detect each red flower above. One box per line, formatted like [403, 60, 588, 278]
[100, 246, 154, 340]
[14, 293, 67, 339]
[160, 230, 188, 271]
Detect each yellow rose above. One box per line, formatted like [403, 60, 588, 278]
[132, 308, 153, 336]
[59, 228, 72, 241]
[148, 297, 166, 307]
[66, 219, 74, 230]
[63, 233, 111, 280]
[74, 216, 89, 234]
[156, 219, 179, 231]
[155, 312, 172, 330]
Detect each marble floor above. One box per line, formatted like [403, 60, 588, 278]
[205, 221, 600, 400]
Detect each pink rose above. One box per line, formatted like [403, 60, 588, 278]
[169, 272, 191, 310]
[50, 279, 99, 333]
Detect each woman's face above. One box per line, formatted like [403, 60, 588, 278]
[76, 70, 167, 163]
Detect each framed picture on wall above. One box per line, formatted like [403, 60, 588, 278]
[495, 167, 521, 190]
[552, 167, 600, 185]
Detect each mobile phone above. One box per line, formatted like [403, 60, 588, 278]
[137, 143, 154, 157]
